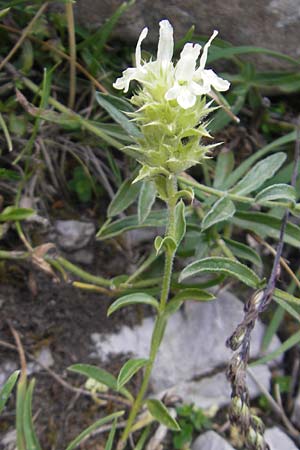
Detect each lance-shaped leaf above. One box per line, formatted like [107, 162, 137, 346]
[0, 206, 34, 222]
[0, 370, 20, 414]
[230, 152, 286, 196]
[213, 149, 235, 189]
[166, 289, 216, 315]
[23, 380, 42, 450]
[69, 364, 118, 391]
[232, 211, 300, 248]
[175, 200, 186, 246]
[255, 183, 296, 204]
[104, 418, 118, 450]
[202, 196, 236, 230]
[179, 257, 261, 288]
[97, 209, 167, 240]
[224, 131, 296, 189]
[107, 177, 141, 217]
[146, 399, 180, 431]
[107, 293, 159, 316]
[223, 237, 262, 266]
[117, 358, 148, 390]
[65, 411, 124, 450]
[138, 181, 157, 224]
[96, 92, 141, 138]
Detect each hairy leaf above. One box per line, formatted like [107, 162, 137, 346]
[138, 180, 157, 224]
[202, 196, 236, 230]
[255, 183, 296, 204]
[147, 399, 180, 431]
[107, 293, 159, 316]
[117, 359, 148, 390]
[107, 177, 140, 217]
[179, 257, 261, 288]
[231, 153, 286, 196]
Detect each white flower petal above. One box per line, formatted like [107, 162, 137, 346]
[165, 82, 181, 100]
[199, 29, 218, 70]
[202, 69, 230, 92]
[177, 86, 196, 109]
[113, 67, 140, 92]
[157, 20, 174, 70]
[175, 43, 201, 82]
[189, 80, 207, 96]
[136, 27, 148, 68]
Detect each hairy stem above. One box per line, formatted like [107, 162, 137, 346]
[118, 176, 178, 448]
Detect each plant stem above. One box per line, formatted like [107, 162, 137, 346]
[178, 174, 296, 210]
[118, 176, 178, 449]
[66, 0, 77, 109]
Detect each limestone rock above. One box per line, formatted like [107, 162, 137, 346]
[63, 0, 300, 70]
[54, 220, 95, 251]
[192, 430, 235, 450]
[91, 291, 281, 405]
[265, 427, 299, 450]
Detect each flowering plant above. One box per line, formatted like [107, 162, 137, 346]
[114, 20, 230, 180]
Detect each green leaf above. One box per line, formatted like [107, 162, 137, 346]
[96, 92, 141, 138]
[274, 288, 300, 306]
[0, 7, 11, 19]
[207, 43, 300, 66]
[166, 289, 216, 315]
[255, 184, 296, 204]
[224, 132, 296, 189]
[65, 411, 124, 450]
[117, 358, 148, 390]
[133, 426, 151, 450]
[104, 418, 117, 450]
[262, 305, 285, 352]
[23, 380, 42, 450]
[0, 206, 35, 222]
[209, 89, 246, 133]
[231, 153, 286, 196]
[146, 399, 180, 431]
[16, 376, 26, 450]
[154, 236, 177, 254]
[223, 238, 262, 266]
[213, 149, 235, 189]
[97, 209, 167, 240]
[202, 196, 236, 230]
[0, 370, 20, 414]
[179, 257, 261, 288]
[0, 169, 21, 181]
[232, 211, 300, 248]
[107, 177, 141, 217]
[107, 293, 159, 316]
[174, 188, 194, 203]
[138, 180, 157, 224]
[175, 200, 186, 246]
[273, 296, 300, 323]
[68, 364, 118, 391]
[252, 331, 300, 367]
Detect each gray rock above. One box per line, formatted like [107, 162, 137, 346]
[27, 346, 54, 375]
[192, 430, 235, 450]
[57, 0, 300, 70]
[159, 365, 270, 410]
[54, 220, 95, 251]
[91, 291, 281, 404]
[1, 430, 17, 450]
[265, 427, 299, 450]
